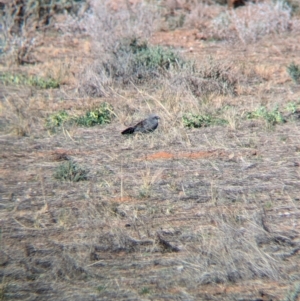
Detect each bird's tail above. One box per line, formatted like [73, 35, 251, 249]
[121, 127, 135, 135]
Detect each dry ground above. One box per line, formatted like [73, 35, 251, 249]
[1, 11, 300, 301]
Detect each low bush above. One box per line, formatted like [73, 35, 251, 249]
[183, 113, 228, 128]
[247, 106, 286, 126]
[75, 103, 114, 126]
[46, 111, 69, 132]
[54, 160, 88, 182]
[79, 38, 187, 96]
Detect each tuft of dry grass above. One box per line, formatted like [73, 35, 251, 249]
[1, 95, 36, 136]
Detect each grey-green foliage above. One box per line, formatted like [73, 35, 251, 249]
[283, 283, 300, 301]
[139, 287, 151, 295]
[54, 160, 88, 182]
[287, 62, 300, 83]
[102, 38, 185, 84]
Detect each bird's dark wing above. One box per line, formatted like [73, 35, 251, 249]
[133, 120, 147, 132]
[121, 127, 136, 135]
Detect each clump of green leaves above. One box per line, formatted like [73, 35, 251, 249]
[54, 160, 88, 182]
[46, 111, 69, 131]
[0, 73, 60, 88]
[28, 76, 60, 89]
[287, 62, 300, 83]
[183, 113, 228, 128]
[45, 103, 114, 132]
[75, 103, 114, 126]
[285, 102, 298, 114]
[246, 106, 286, 126]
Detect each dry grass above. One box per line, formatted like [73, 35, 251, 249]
[1, 1, 300, 300]
[0, 0, 87, 65]
[181, 0, 299, 44]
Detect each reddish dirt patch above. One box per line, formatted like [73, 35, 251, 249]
[183, 150, 220, 159]
[113, 196, 135, 203]
[144, 149, 234, 160]
[144, 151, 175, 160]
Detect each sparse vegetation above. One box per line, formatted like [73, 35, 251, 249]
[0, 0, 88, 64]
[0, 73, 60, 88]
[1, 0, 300, 300]
[139, 287, 151, 295]
[283, 283, 300, 301]
[54, 160, 88, 182]
[96, 285, 106, 292]
[80, 38, 187, 96]
[246, 106, 286, 126]
[45, 103, 114, 131]
[172, 59, 237, 98]
[188, 0, 294, 44]
[285, 102, 298, 113]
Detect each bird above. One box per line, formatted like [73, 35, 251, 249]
[121, 114, 160, 135]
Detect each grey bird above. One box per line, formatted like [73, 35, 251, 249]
[121, 114, 160, 135]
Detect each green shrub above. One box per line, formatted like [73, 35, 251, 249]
[285, 102, 298, 113]
[45, 103, 114, 132]
[287, 62, 300, 83]
[246, 106, 286, 125]
[46, 111, 69, 131]
[75, 103, 114, 126]
[183, 113, 228, 128]
[129, 38, 183, 70]
[54, 160, 88, 182]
